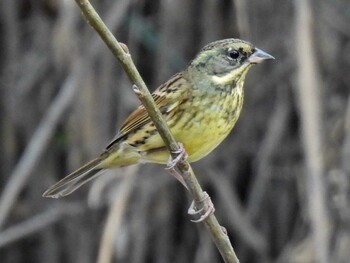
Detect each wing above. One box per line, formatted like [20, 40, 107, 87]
[106, 72, 189, 149]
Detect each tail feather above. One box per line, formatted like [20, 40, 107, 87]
[43, 142, 142, 198]
[43, 157, 104, 198]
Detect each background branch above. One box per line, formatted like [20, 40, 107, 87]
[0, 202, 84, 248]
[295, 0, 330, 262]
[0, 67, 81, 229]
[97, 172, 137, 263]
[0, 0, 133, 229]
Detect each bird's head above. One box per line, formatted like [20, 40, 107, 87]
[187, 38, 274, 86]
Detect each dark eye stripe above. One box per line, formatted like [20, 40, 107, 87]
[238, 47, 248, 58]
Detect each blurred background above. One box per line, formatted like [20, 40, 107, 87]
[0, 0, 349, 262]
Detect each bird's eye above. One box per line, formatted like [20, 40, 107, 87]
[228, 49, 240, 60]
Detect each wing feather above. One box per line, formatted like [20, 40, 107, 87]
[106, 73, 188, 149]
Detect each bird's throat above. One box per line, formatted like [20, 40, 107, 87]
[211, 65, 251, 86]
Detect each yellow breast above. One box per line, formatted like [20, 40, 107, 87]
[138, 83, 244, 164]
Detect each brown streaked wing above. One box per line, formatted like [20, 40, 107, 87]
[106, 73, 188, 149]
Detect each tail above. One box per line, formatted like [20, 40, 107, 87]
[43, 142, 142, 198]
[43, 157, 105, 198]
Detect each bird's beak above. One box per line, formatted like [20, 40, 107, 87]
[248, 48, 275, 64]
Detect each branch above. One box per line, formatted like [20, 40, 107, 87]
[247, 89, 289, 219]
[97, 173, 136, 263]
[74, 0, 239, 262]
[0, 69, 81, 229]
[0, 202, 83, 248]
[295, 0, 330, 262]
[207, 170, 267, 254]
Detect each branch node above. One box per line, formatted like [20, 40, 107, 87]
[119, 42, 129, 54]
[132, 84, 142, 95]
[221, 226, 228, 236]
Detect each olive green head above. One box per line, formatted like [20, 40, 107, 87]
[186, 38, 274, 86]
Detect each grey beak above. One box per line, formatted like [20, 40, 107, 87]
[248, 48, 275, 64]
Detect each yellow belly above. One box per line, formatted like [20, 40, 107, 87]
[176, 126, 230, 162]
[137, 125, 231, 164]
[138, 95, 243, 163]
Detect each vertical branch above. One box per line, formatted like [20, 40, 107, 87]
[97, 172, 136, 263]
[233, 0, 250, 39]
[294, 1, 330, 262]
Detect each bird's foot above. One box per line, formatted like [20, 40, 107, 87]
[165, 143, 189, 189]
[166, 143, 188, 169]
[188, 191, 215, 223]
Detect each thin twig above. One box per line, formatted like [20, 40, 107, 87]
[74, 0, 239, 262]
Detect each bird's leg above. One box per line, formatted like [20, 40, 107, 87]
[165, 144, 215, 223]
[188, 191, 215, 223]
[165, 143, 188, 190]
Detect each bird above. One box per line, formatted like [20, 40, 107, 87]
[43, 38, 274, 199]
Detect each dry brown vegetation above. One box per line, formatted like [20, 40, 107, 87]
[0, 0, 349, 262]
